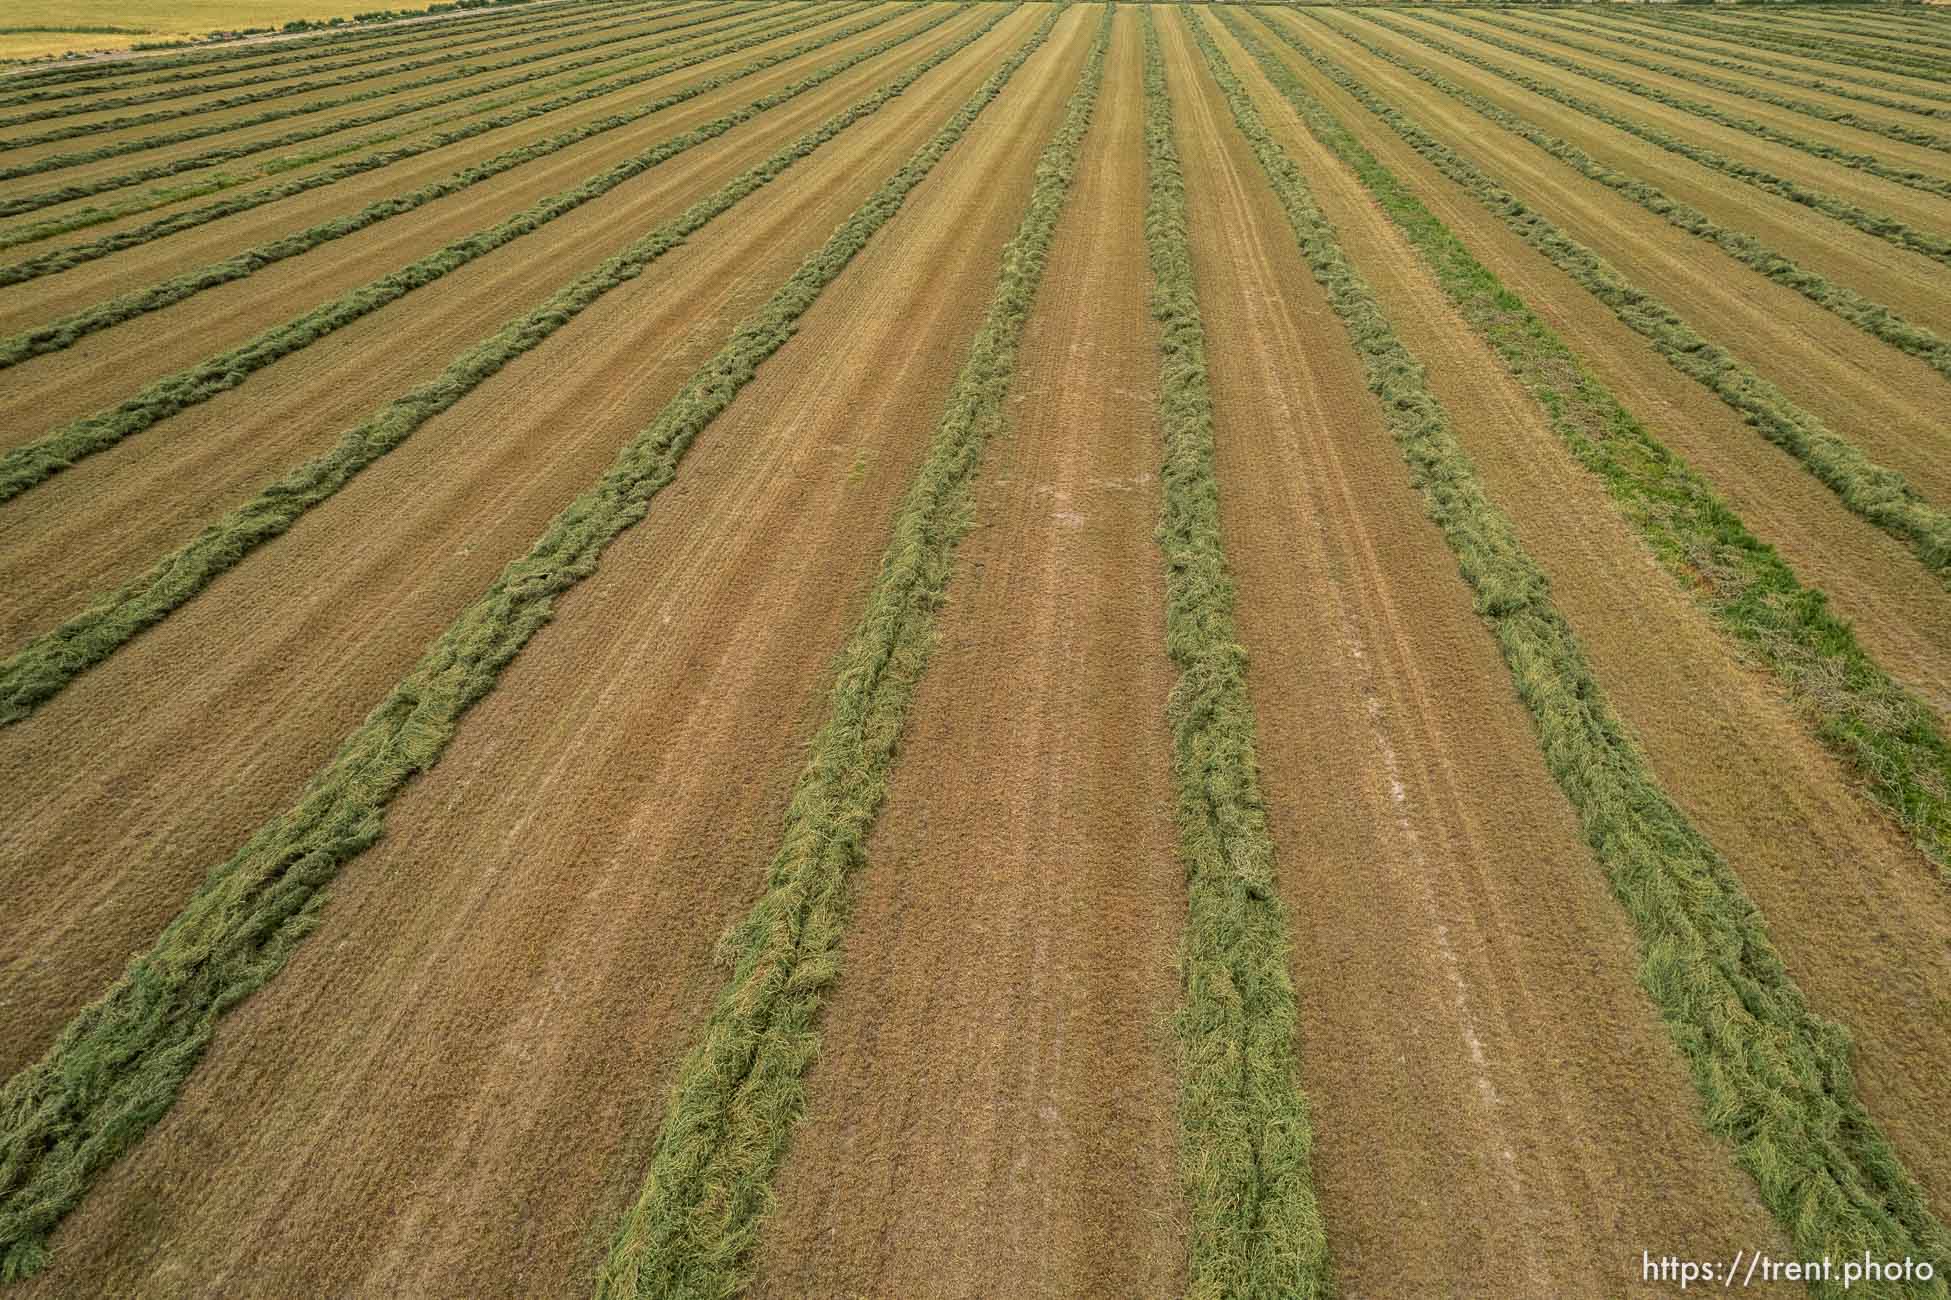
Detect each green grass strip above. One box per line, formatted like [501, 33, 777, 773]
[1248, 19, 1951, 878]
[1520, 8, 1951, 122]
[1200, 12, 1951, 1291]
[1246, 11, 1951, 586]
[1567, 7, 1951, 109]
[1315, 11, 1951, 385]
[591, 8, 1102, 1297]
[0, 2, 874, 274]
[0, 4, 781, 190]
[1397, 10, 1951, 209]
[0, 3, 1034, 1282]
[0, 3, 903, 362]
[0, 4, 998, 726]
[0, 6, 905, 500]
[0, 0, 671, 127]
[1394, 13, 1951, 271]
[1452, 8, 1951, 151]
[1139, 10, 1330, 1298]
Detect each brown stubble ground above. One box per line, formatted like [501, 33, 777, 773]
[0, 5, 983, 650]
[13, 8, 1099, 1295]
[0, 2, 1044, 1077]
[0, 2, 920, 443]
[750, 11, 1184, 1298]
[0, 3, 909, 339]
[1229, 0, 1951, 1225]
[1238, 7, 1951, 721]
[1315, 8, 1951, 342]
[1258, 11, 1951, 509]
[1162, 10, 1789, 1295]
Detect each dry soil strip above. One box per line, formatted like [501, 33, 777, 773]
[1203, 11, 1951, 1290]
[592, 10, 1105, 1297]
[749, 11, 1183, 1297]
[0, 3, 1057, 1282]
[1249, 11, 1951, 589]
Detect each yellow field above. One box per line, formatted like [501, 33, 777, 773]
[0, 0, 451, 61]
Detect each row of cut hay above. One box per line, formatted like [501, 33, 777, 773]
[1238, 15, 1951, 878]
[1566, 6, 1951, 108]
[1247, 10, 1951, 586]
[1201, 12, 1951, 1294]
[1138, 8, 1330, 1297]
[0, 3, 1035, 1282]
[0, 0, 735, 140]
[1381, 10, 1951, 272]
[0, 4, 1001, 725]
[1315, 11, 1951, 383]
[1627, 5, 1951, 82]
[0, 1, 867, 266]
[590, 7, 1108, 1296]
[0, 1, 786, 195]
[1435, 6, 1951, 149]
[0, 1, 902, 357]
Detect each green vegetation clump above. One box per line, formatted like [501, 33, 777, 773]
[593, 8, 1105, 1298]
[1138, 10, 1331, 1297]
[1200, 11, 1951, 1293]
[0, 4, 1038, 1282]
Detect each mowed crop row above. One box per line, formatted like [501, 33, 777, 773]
[2, 3, 1948, 1297]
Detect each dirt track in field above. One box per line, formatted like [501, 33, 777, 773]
[11, 9, 1100, 1295]
[0, 6, 982, 653]
[1235, 7, 1951, 724]
[1223, 4, 1951, 1224]
[0, 3, 915, 430]
[752, 14, 1184, 1297]
[1314, 9, 1951, 341]
[1157, 12, 1789, 1295]
[1261, 12, 1951, 511]
[0, 2, 1041, 1077]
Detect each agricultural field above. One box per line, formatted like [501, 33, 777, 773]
[0, 0, 1949, 1295]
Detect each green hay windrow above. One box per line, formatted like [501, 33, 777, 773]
[1310, 10, 1951, 384]
[1444, 7, 1951, 150]
[1245, 11, 1951, 586]
[1139, 9, 1330, 1297]
[0, 4, 1005, 726]
[0, 1, 902, 358]
[0, 1, 792, 213]
[591, 8, 1111, 1296]
[0, 0, 686, 133]
[0, 3, 1041, 1281]
[1200, 13, 1951, 1295]
[1244, 14, 1951, 878]
[0, 3, 871, 271]
[1620, 6, 1951, 83]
